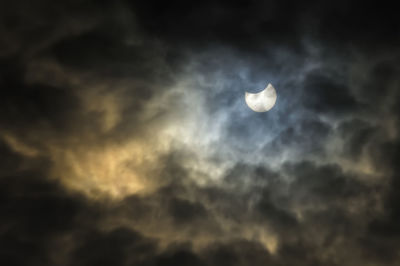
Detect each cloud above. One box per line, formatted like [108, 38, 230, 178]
[1, 0, 400, 265]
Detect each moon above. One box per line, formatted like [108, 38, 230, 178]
[245, 83, 277, 112]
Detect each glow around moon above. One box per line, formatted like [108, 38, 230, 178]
[245, 83, 277, 112]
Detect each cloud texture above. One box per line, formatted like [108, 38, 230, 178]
[1, 0, 400, 265]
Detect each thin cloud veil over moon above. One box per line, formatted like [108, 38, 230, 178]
[1, 1, 400, 266]
[245, 83, 277, 112]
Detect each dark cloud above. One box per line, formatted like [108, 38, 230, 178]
[0, 72, 83, 134]
[0, 150, 81, 265]
[203, 240, 274, 266]
[1, 0, 400, 265]
[302, 70, 359, 117]
[156, 249, 204, 266]
[256, 192, 298, 230]
[313, 1, 400, 52]
[127, 0, 306, 51]
[71, 227, 157, 266]
[285, 161, 368, 203]
[337, 118, 376, 160]
[167, 198, 208, 224]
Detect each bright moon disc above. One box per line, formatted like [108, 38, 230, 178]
[245, 83, 277, 112]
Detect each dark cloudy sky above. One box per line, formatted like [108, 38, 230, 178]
[1, 1, 400, 265]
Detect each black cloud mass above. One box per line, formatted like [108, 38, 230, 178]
[1, 0, 400, 265]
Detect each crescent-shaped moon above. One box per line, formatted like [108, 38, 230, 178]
[245, 83, 277, 112]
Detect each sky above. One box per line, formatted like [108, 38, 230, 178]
[1, 1, 400, 265]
